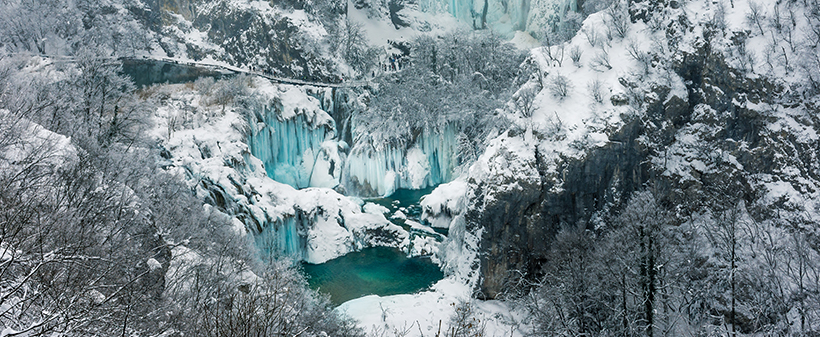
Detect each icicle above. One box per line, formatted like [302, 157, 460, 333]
[343, 125, 458, 197]
[254, 216, 304, 260]
[247, 106, 338, 189]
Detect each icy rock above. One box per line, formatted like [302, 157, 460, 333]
[147, 258, 162, 271]
[391, 210, 407, 220]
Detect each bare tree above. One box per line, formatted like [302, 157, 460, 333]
[590, 45, 612, 71]
[613, 191, 673, 337]
[514, 81, 540, 118]
[569, 45, 583, 67]
[329, 18, 379, 78]
[439, 300, 486, 337]
[588, 78, 606, 104]
[627, 39, 652, 75]
[747, 1, 767, 36]
[581, 26, 599, 47]
[548, 73, 572, 99]
[606, 1, 630, 39]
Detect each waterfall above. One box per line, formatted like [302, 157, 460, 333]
[247, 103, 342, 189]
[343, 125, 458, 197]
[254, 215, 305, 260]
[418, 0, 577, 38]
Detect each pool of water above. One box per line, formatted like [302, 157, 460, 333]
[303, 187, 447, 305]
[302, 246, 444, 306]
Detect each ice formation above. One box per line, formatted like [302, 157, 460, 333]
[248, 112, 340, 189]
[155, 81, 443, 264]
[254, 215, 305, 259]
[417, 0, 577, 38]
[344, 125, 458, 197]
[246, 85, 459, 198]
[247, 86, 343, 190]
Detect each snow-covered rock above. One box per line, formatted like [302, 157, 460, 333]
[420, 180, 468, 229]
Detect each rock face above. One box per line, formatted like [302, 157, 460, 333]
[468, 122, 649, 299]
[138, 0, 340, 82]
[470, 38, 807, 301]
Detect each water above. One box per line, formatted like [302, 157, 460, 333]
[302, 187, 445, 305]
[367, 187, 448, 235]
[302, 247, 444, 306]
[367, 186, 437, 222]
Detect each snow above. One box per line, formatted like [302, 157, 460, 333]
[391, 210, 407, 219]
[147, 1, 820, 334]
[469, 133, 539, 189]
[405, 219, 437, 235]
[0, 110, 77, 171]
[510, 30, 540, 50]
[363, 202, 390, 215]
[420, 180, 468, 229]
[155, 0, 332, 71]
[338, 278, 527, 337]
[1, 328, 21, 337]
[347, 0, 465, 50]
[339, 209, 523, 336]
[147, 258, 162, 271]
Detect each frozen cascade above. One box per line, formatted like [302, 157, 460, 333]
[247, 106, 342, 189]
[254, 216, 305, 260]
[418, 0, 576, 38]
[344, 125, 458, 197]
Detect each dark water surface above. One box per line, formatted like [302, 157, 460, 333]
[367, 186, 437, 218]
[367, 187, 448, 235]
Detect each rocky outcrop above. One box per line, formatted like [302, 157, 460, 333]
[469, 121, 649, 299]
[470, 41, 805, 302]
[137, 0, 340, 82]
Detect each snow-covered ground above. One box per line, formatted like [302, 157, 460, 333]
[339, 176, 527, 335]
[348, 0, 465, 50]
[339, 278, 529, 337]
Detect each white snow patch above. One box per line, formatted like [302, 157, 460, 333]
[364, 202, 390, 215]
[420, 180, 468, 229]
[339, 278, 527, 336]
[147, 258, 162, 271]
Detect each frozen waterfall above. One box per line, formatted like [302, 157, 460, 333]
[254, 216, 305, 260]
[418, 0, 576, 38]
[248, 106, 343, 189]
[247, 93, 460, 198]
[344, 125, 458, 197]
